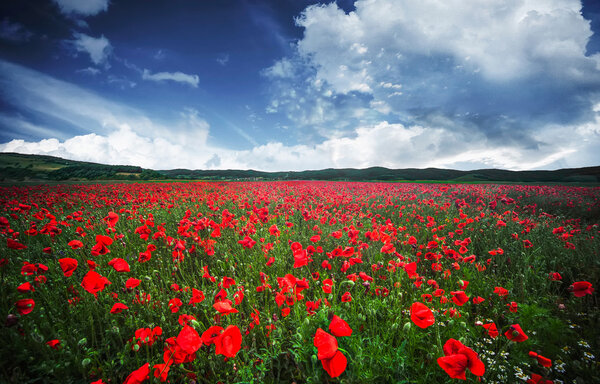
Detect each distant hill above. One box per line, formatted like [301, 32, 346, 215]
[0, 152, 599, 184]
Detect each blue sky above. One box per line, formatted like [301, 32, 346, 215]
[1, 0, 599, 171]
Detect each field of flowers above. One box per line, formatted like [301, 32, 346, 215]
[1, 181, 598, 383]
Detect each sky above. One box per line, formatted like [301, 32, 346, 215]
[1, 0, 600, 171]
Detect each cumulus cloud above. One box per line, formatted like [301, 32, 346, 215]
[142, 69, 200, 87]
[70, 33, 112, 66]
[1, 57, 598, 172]
[52, 0, 109, 16]
[261, 0, 600, 165]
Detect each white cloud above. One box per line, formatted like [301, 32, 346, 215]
[1, 58, 598, 172]
[216, 53, 230, 66]
[53, 0, 109, 16]
[142, 69, 199, 87]
[71, 33, 112, 66]
[294, 0, 597, 93]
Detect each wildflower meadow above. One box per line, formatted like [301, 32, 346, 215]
[1, 181, 598, 383]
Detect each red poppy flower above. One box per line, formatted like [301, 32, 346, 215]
[189, 288, 205, 306]
[213, 299, 239, 315]
[528, 351, 552, 367]
[153, 363, 171, 382]
[472, 296, 485, 304]
[410, 302, 435, 329]
[106, 212, 119, 227]
[59, 258, 78, 277]
[507, 301, 518, 313]
[527, 373, 554, 384]
[481, 322, 499, 338]
[108, 258, 130, 272]
[571, 281, 594, 297]
[450, 291, 469, 306]
[7, 238, 27, 250]
[505, 324, 528, 342]
[126, 278, 141, 289]
[322, 350, 347, 378]
[110, 302, 129, 314]
[313, 328, 338, 360]
[91, 235, 113, 256]
[176, 325, 202, 355]
[168, 298, 183, 313]
[46, 339, 60, 349]
[17, 282, 34, 293]
[15, 298, 35, 315]
[214, 325, 242, 358]
[494, 286, 509, 297]
[201, 326, 224, 345]
[341, 291, 352, 302]
[81, 270, 111, 297]
[68, 240, 83, 249]
[123, 362, 150, 384]
[548, 272, 562, 281]
[221, 276, 236, 289]
[329, 315, 353, 337]
[437, 338, 485, 380]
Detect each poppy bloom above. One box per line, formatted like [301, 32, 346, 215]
[108, 258, 130, 273]
[81, 270, 111, 297]
[153, 363, 170, 382]
[126, 278, 141, 289]
[329, 315, 353, 337]
[168, 298, 183, 313]
[15, 298, 35, 315]
[213, 299, 239, 315]
[176, 325, 203, 355]
[68, 240, 83, 250]
[214, 325, 242, 358]
[505, 324, 528, 342]
[91, 235, 113, 256]
[201, 326, 224, 345]
[437, 338, 485, 380]
[450, 291, 469, 306]
[527, 373, 554, 384]
[322, 350, 347, 378]
[59, 258, 78, 277]
[189, 288, 205, 306]
[528, 351, 552, 367]
[17, 282, 34, 293]
[410, 302, 435, 329]
[548, 272, 562, 281]
[341, 291, 352, 302]
[571, 281, 594, 297]
[7, 238, 27, 250]
[123, 362, 150, 384]
[106, 212, 119, 227]
[46, 339, 60, 349]
[481, 322, 499, 338]
[110, 302, 129, 314]
[493, 286, 509, 297]
[507, 301, 518, 313]
[314, 328, 338, 360]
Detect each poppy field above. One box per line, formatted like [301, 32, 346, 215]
[1, 181, 599, 383]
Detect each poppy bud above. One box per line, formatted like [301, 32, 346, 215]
[403, 322, 412, 331]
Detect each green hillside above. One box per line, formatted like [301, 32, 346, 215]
[0, 152, 598, 183]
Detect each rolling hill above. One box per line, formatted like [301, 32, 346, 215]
[0, 152, 598, 184]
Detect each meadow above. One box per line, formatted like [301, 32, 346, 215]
[1, 181, 598, 383]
